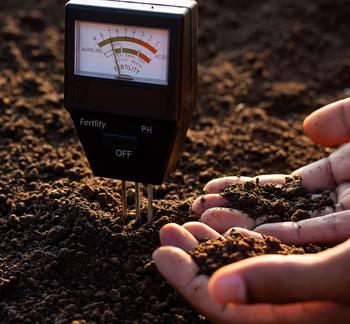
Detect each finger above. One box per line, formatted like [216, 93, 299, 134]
[160, 223, 198, 251]
[303, 98, 350, 147]
[252, 174, 290, 186]
[204, 176, 251, 194]
[153, 246, 199, 291]
[182, 222, 222, 241]
[200, 207, 257, 233]
[224, 227, 264, 240]
[254, 211, 350, 245]
[152, 246, 236, 322]
[337, 182, 350, 209]
[209, 240, 350, 305]
[194, 175, 297, 216]
[153, 247, 350, 323]
[292, 158, 336, 192]
[204, 174, 289, 194]
[292, 143, 350, 192]
[192, 194, 228, 215]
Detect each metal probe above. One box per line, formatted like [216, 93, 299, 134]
[147, 184, 153, 223]
[121, 182, 153, 222]
[121, 180, 127, 217]
[135, 182, 141, 222]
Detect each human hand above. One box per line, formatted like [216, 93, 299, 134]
[153, 222, 350, 323]
[192, 98, 350, 245]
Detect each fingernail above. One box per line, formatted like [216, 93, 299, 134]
[212, 274, 246, 304]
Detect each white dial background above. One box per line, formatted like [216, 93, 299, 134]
[75, 21, 169, 85]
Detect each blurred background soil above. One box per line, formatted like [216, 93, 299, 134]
[0, 0, 350, 322]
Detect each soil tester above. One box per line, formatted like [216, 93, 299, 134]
[65, 0, 197, 221]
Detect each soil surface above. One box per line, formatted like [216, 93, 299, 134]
[221, 176, 335, 223]
[1, 0, 350, 323]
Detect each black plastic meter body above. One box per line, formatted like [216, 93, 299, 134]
[65, 0, 197, 185]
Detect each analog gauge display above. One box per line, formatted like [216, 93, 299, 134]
[75, 21, 169, 85]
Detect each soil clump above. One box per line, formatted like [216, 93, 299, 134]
[189, 230, 322, 276]
[221, 176, 335, 223]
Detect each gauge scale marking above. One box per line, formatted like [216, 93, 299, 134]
[76, 21, 169, 84]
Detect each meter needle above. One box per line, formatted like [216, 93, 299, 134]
[109, 30, 121, 76]
[147, 184, 153, 223]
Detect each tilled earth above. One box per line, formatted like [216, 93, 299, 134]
[1, 0, 350, 323]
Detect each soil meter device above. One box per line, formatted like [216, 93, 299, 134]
[65, 0, 197, 221]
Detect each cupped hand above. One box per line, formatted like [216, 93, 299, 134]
[192, 98, 350, 245]
[153, 222, 350, 323]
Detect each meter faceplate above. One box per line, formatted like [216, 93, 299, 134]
[65, 0, 197, 184]
[75, 20, 170, 85]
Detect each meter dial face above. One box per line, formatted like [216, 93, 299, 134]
[75, 21, 169, 85]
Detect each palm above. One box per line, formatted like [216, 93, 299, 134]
[192, 143, 350, 245]
[153, 222, 350, 323]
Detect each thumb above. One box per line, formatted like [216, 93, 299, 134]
[208, 240, 350, 305]
[303, 98, 350, 147]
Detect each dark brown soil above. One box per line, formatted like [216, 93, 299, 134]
[1, 0, 350, 323]
[189, 230, 308, 276]
[221, 176, 335, 223]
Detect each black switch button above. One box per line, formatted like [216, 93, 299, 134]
[102, 134, 137, 159]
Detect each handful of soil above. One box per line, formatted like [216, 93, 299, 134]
[189, 230, 321, 276]
[220, 176, 335, 223]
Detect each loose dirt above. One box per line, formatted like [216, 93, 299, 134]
[189, 230, 317, 276]
[221, 176, 335, 223]
[1, 0, 349, 323]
